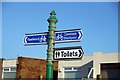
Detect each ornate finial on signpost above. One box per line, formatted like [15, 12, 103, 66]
[50, 10, 56, 15]
[46, 10, 58, 80]
[47, 10, 58, 23]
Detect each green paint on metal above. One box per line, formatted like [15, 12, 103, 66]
[46, 10, 58, 80]
[47, 10, 58, 23]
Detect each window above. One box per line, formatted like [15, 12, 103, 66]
[3, 67, 16, 72]
[11, 67, 16, 72]
[74, 67, 81, 71]
[2, 67, 16, 79]
[64, 67, 81, 71]
[64, 67, 81, 79]
[64, 67, 72, 71]
[3, 72, 16, 79]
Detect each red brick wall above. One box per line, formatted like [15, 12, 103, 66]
[0, 59, 3, 80]
[16, 57, 58, 79]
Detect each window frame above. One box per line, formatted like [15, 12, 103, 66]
[3, 67, 16, 72]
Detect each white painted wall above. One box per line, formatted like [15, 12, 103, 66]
[58, 56, 93, 78]
[3, 59, 17, 67]
[93, 52, 119, 78]
[2, 59, 17, 79]
[58, 52, 119, 78]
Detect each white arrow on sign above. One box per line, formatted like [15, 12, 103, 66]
[78, 31, 81, 39]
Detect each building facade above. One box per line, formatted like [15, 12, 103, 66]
[0, 57, 58, 80]
[58, 52, 120, 79]
[0, 58, 3, 80]
[16, 57, 58, 80]
[2, 59, 17, 80]
[0, 52, 119, 80]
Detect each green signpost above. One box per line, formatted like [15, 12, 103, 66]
[46, 10, 58, 80]
[24, 10, 83, 80]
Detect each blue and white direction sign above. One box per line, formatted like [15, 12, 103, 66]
[24, 33, 48, 45]
[24, 29, 82, 45]
[55, 29, 82, 43]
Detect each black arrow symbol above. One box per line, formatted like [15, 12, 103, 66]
[78, 50, 82, 57]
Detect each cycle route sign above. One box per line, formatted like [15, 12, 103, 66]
[24, 29, 82, 45]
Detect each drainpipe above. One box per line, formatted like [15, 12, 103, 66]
[87, 68, 94, 78]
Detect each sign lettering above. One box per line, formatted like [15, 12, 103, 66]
[54, 46, 83, 60]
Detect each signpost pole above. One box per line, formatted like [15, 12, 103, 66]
[46, 10, 58, 80]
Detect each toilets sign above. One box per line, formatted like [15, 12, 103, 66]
[54, 46, 83, 60]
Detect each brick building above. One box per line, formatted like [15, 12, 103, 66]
[0, 52, 119, 80]
[0, 58, 3, 80]
[16, 57, 58, 80]
[0, 57, 58, 80]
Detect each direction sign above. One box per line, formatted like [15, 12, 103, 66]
[53, 46, 83, 60]
[24, 32, 47, 45]
[24, 29, 82, 45]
